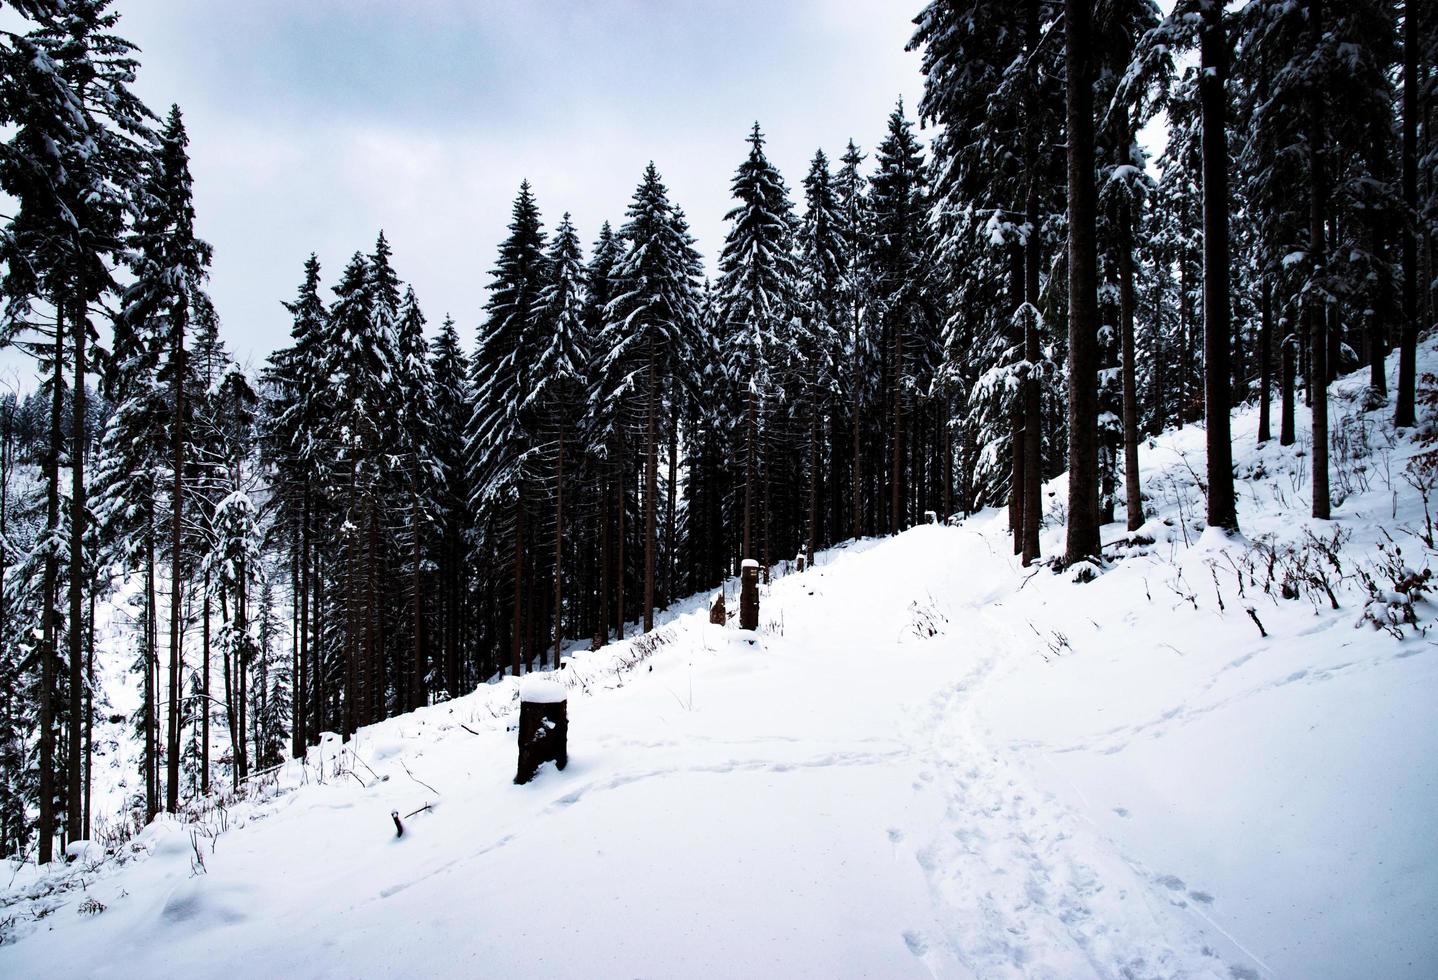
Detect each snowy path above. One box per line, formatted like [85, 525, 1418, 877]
[4, 516, 1432, 978]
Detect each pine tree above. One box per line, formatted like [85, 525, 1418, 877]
[868, 102, 933, 536]
[392, 286, 438, 708]
[596, 164, 701, 630]
[796, 150, 845, 563]
[717, 127, 799, 568]
[531, 214, 589, 662]
[1, 0, 152, 857]
[467, 183, 548, 676]
[427, 317, 471, 697]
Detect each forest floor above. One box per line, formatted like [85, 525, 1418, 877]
[2, 344, 1436, 979]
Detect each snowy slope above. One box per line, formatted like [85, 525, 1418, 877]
[2, 346, 1436, 979]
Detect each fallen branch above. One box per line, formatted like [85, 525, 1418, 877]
[400, 760, 439, 796]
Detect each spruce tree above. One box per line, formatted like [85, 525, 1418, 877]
[717, 126, 799, 567]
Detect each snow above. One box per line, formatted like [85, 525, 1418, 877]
[517, 677, 567, 704]
[741, 558, 760, 570]
[2, 347, 1436, 978]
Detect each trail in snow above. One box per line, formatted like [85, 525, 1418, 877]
[5, 345, 1438, 978]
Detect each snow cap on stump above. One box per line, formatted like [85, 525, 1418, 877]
[741, 558, 760, 570]
[519, 676, 567, 703]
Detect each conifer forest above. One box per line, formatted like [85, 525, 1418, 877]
[0, 2, 1435, 977]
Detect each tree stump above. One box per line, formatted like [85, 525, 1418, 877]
[740, 559, 760, 631]
[514, 678, 568, 785]
[796, 552, 807, 572]
[709, 591, 726, 625]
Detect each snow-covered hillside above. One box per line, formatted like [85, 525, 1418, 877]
[2, 345, 1436, 980]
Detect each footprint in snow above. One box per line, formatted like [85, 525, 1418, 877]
[1112, 806, 1130, 818]
[887, 828, 905, 844]
[902, 930, 929, 956]
[1156, 874, 1186, 891]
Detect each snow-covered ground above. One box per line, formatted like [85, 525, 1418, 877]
[2, 346, 1436, 979]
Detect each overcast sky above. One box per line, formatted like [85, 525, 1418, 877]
[107, 0, 927, 368]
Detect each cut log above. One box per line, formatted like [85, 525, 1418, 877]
[740, 559, 760, 631]
[514, 677, 568, 785]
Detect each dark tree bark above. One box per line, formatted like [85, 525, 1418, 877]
[38, 307, 63, 861]
[852, 350, 863, 541]
[740, 561, 759, 631]
[1281, 335, 1297, 445]
[643, 340, 658, 633]
[1309, 0, 1331, 521]
[744, 389, 757, 557]
[665, 403, 678, 605]
[514, 696, 567, 785]
[144, 521, 157, 819]
[412, 497, 426, 705]
[1120, 200, 1144, 532]
[807, 397, 819, 568]
[166, 294, 185, 812]
[68, 292, 86, 842]
[201, 570, 210, 792]
[553, 424, 565, 668]
[1396, 0, 1419, 427]
[1021, 0, 1043, 565]
[1063, 0, 1102, 565]
[1200, 3, 1239, 533]
[293, 492, 308, 756]
[511, 496, 525, 677]
[891, 318, 905, 537]
[1258, 281, 1274, 443]
[616, 441, 626, 640]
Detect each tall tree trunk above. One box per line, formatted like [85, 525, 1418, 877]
[412, 498, 426, 707]
[852, 378, 862, 540]
[665, 404, 679, 605]
[553, 424, 565, 668]
[1396, 0, 1419, 426]
[1010, 245, 1026, 554]
[807, 399, 819, 567]
[38, 310, 64, 861]
[366, 507, 379, 724]
[1258, 281, 1274, 443]
[511, 493, 524, 677]
[294, 493, 308, 755]
[1369, 221, 1389, 395]
[1200, 5, 1239, 533]
[891, 319, 905, 536]
[1281, 335, 1297, 445]
[313, 549, 325, 738]
[1177, 255, 1190, 428]
[67, 292, 86, 843]
[201, 569, 210, 793]
[1063, 0, 1102, 565]
[643, 341, 657, 633]
[219, 590, 235, 787]
[1021, 0, 1043, 565]
[744, 389, 757, 557]
[1309, 0, 1331, 521]
[1120, 200, 1143, 532]
[84, 588, 93, 838]
[167, 298, 185, 812]
[237, 557, 250, 780]
[598, 477, 610, 646]
[144, 523, 157, 820]
[616, 445, 626, 639]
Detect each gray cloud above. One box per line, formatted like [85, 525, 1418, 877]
[110, 0, 927, 366]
